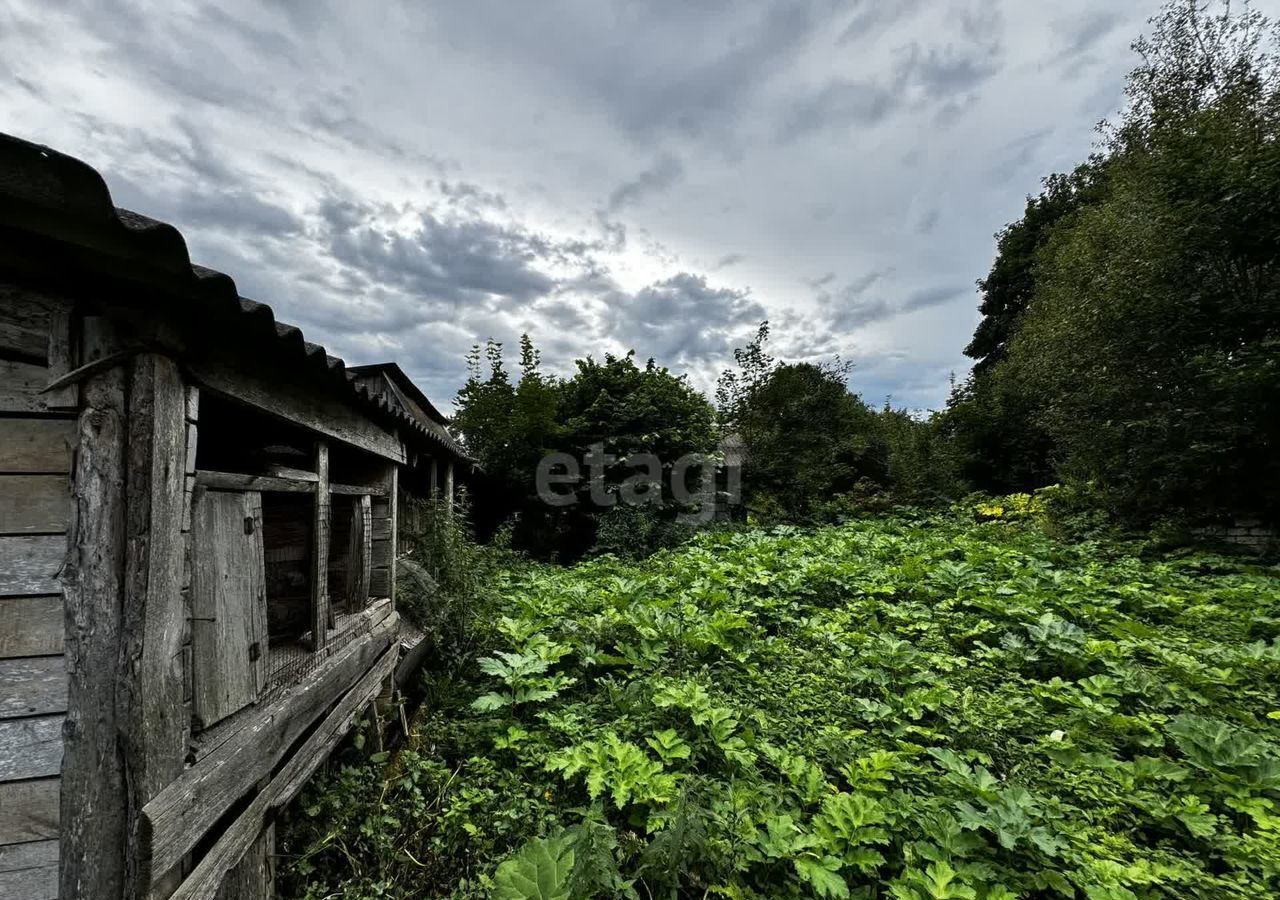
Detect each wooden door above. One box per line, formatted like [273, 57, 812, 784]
[191, 490, 267, 728]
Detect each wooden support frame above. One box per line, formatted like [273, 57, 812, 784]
[312, 441, 330, 645]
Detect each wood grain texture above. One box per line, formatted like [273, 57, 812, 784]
[0, 596, 62, 658]
[191, 490, 266, 728]
[119, 353, 191, 898]
[187, 358, 405, 464]
[166, 644, 398, 900]
[0, 419, 74, 474]
[0, 839, 58, 900]
[44, 303, 78, 411]
[0, 535, 64, 596]
[0, 475, 69, 534]
[0, 656, 66, 719]
[0, 777, 59, 844]
[0, 715, 63, 780]
[0, 360, 49, 413]
[312, 441, 330, 646]
[142, 609, 398, 884]
[346, 495, 371, 610]
[194, 470, 314, 494]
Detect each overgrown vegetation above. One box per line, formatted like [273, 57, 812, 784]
[281, 503, 1280, 898]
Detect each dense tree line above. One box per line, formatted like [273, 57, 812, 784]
[454, 0, 1279, 556]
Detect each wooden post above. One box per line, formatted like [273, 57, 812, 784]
[311, 441, 329, 650]
[345, 495, 371, 611]
[429, 458, 438, 500]
[444, 460, 454, 520]
[120, 353, 190, 898]
[61, 316, 128, 900]
[387, 465, 397, 606]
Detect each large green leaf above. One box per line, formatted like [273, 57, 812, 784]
[492, 833, 576, 900]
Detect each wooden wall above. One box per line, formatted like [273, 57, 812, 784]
[0, 285, 75, 900]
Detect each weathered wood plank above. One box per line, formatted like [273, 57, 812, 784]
[194, 470, 314, 494]
[0, 656, 66, 719]
[191, 490, 266, 729]
[142, 610, 399, 883]
[0, 535, 64, 596]
[60, 315, 128, 900]
[388, 465, 398, 601]
[212, 823, 272, 900]
[120, 353, 191, 899]
[369, 566, 390, 598]
[0, 359, 49, 413]
[166, 644, 398, 900]
[0, 475, 68, 535]
[346, 495, 372, 610]
[313, 441, 331, 644]
[0, 838, 58, 900]
[45, 303, 78, 410]
[0, 419, 74, 473]
[0, 715, 63, 780]
[188, 358, 405, 464]
[264, 464, 316, 482]
[370, 517, 391, 541]
[330, 482, 386, 496]
[0, 595, 62, 658]
[0, 284, 57, 363]
[0, 777, 59, 844]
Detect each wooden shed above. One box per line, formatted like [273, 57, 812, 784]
[0, 133, 472, 899]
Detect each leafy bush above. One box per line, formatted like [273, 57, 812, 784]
[282, 505, 1280, 898]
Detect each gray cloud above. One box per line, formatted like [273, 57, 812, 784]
[608, 155, 684, 212]
[608, 273, 767, 366]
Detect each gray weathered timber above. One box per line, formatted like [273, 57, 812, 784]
[120, 353, 190, 899]
[346, 495, 371, 609]
[166, 644, 398, 900]
[142, 609, 398, 883]
[0, 777, 59, 844]
[0, 475, 69, 534]
[370, 516, 391, 541]
[0, 535, 64, 595]
[194, 470, 314, 494]
[312, 440, 330, 646]
[369, 566, 390, 598]
[0, 714, 63, 779]
[45, 303, 79, 410]
[0, 418, 74, 473]
[0, 359, 50, 413]
[187, 358, 405, 464]
[0, 595, 62, 657]
[0, 838, 58, 900]
[388, 464, 398, 601]
[191, 490, 266, 727]
[212, 823, 272, 900]
[0, 656, 66, 719]
[61, 316, 128, 900]
[330, 482, 387, 496]
[0, 284, 55, 362]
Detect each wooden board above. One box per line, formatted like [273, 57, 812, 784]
[0, 475, 68, 535]
[191, 491, 266, 728]
[213, 824, 272, 900]
[0, 419, 74, 473]
[0, 839, 58, 900]
[347, 495, 371, 610]
[0, 596, 62, 657]
[0, 536, 64, 597]
[0, 715, 63, 780]
[0, 777, 59, 844]
[0, 656, 66, 719]
[0, 360, 49, 413]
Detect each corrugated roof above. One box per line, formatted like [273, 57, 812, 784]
[0, 131, 470, 463]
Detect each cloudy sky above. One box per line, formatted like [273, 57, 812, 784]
[2, 0, 1252, 411]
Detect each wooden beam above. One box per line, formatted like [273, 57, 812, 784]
[347, 495, 372, 610]
[0, 418, 74, 473]
[187, 358, 405, 464]
[0, 838, 58, 900]
[330, 482, 386, 496]
[141, 609, 398, 883]
[388, 464, 398, 603]
[61, 314, 129, 900]
[120, 353, 192, 899]
[0, 655, 67, 719]
[45, 302, 79, 410]
[312, 440, 331, 645]
[0, 595, 63, 657]
[0, 714, 63, 779]
[0, 474, 69, 534]
[194, 470, 314, 494]
[166, 644, 399, 900]
[0, 777, 59, 844]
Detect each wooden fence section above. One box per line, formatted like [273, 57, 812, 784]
[0, 285, 76, 900]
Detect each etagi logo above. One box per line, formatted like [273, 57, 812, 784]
[534, 442, 741, 523]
